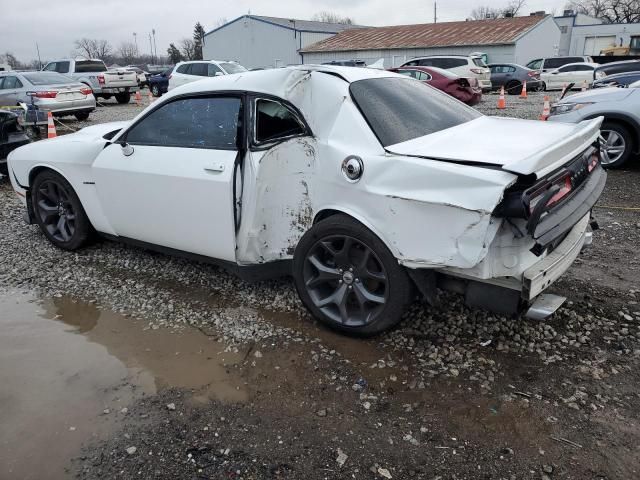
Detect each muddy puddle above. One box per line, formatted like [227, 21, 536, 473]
[0, 290, 245, 480]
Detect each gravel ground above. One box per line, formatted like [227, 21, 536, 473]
[1, 87, 640, 479]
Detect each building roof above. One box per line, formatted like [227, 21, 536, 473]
[300, 15, 549, 53]
[204, 15, 361, 37]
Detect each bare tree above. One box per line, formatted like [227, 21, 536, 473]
[179, 38, 196, 61]
[504, 0, 527, 16]
[470, 5, 501, 19]
[118, 42, 138, 64]
[564, 0, 640, 22]
[215, 17, 228, 28]
[74, 38, 113, 60]
[311, 11, 355, 25]
[0, 52, 20, 68]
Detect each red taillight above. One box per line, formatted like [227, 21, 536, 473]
[527, 71, 539, 78]
[97, 74, 105, 85]
[80, 87, 92, 95]
[27, 90, 58, 98]
[545, 176, 573, 208]
[588, 153, 599, 172]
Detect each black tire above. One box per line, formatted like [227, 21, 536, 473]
[541, 81, 547, 92]
[151, 84, 161, 97]
[505, 80, 522, 95]
[0, 162, 7, 176]
[600, 121, 634, 168]
[293, 214, 413, 336]
[100, 94, 112, 100]
[31, 170, 92, 251]
[74, 112, 90, 121]
[115, 92, 131, 104]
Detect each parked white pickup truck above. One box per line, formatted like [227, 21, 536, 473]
[42, 59, 138, 104]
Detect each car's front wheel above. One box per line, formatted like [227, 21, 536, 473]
[31, 170, 92, 250]
[293, 214, 412, 336]
[151, 84, 161, 97]
[600, 121, 634, 168]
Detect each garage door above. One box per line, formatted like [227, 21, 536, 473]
[584, 36, 616, 55]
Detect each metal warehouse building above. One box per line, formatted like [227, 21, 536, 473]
[555, 12, 640, 56]
[300, 15, 560, 67]
[203, 15, 360, 69]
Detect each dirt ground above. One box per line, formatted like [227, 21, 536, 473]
[0, 93, 639, 480]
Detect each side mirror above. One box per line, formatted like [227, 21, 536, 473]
[119, 142, 134, 156]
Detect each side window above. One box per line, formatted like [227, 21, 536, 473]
[190, 63, 208, 76]
[0, 77, 5, 89]
[527, 59, 542, 70]
[507, 66, 516, 73]
[572, 65, 593, 71]
[418, 59, 436, 67]
[450, 58, 468, 68]
[403, 60, 419, 67]
[56, 61, 70, 74]
[125, 96, 241, 149]
[208, 64, 223, 76]
[396, 70, 416, 78]
[417, 72, 431, 81]
[255, 98, 306, 144]
[3, 76, 21, 89]
[43, 62, 57, 72]
[176, 64, 191, 74]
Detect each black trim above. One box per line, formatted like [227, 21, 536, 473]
[248, 94, 313, 151]
[98, 233, 292, 282]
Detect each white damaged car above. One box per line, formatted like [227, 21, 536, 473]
[7, 66, 606, 335]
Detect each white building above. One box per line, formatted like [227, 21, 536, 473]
[300, 15, 560, 67]
[555, 12, 640, 56]
[203, 15, 361, 69]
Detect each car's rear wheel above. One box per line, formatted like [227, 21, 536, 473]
[506, 80, 522, 95]
[115, 93, 131, 104]
[31, 170, 91, 250]
[600, 121, 634, 168]
[74, 112, 90, 121]
[293, 214, 412, 336]
[151, 84, 161, 97]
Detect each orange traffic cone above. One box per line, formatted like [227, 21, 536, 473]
[497, 86, 506, 109]
[47, 112, 57, 139]
[539, 96, 551, 121]
[135, 90, 142, 106]
[519, 81, 528, 99]
[581, 80, 588, 92]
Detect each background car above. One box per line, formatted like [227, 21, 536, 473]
[549, 84, 640, 168]
[148, 68, 171, 97]
[595, 59, 640, 78]
[541, 62, 601, 91]
[0, 110, 30, 175]
[489, 63, 542, 94]
[124, 66, 149, 87]
[0, 71, 95, 121]
[322, 60, 366, 67]
[168, 60, 248, 90]
[400, 55, 492, 92]
[389, 66, 482, 105]
[592, 71, 640, 89]
[526, 56, 594, 73]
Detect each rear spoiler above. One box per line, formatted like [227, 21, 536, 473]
[500, 117, 603, 178]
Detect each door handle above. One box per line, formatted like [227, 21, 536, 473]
[204, 163, 225, 173]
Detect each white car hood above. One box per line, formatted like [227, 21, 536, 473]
[386, 116, 603, 178]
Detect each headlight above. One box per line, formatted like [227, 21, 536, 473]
[596, 71, 607, 79]
[550, 102, 593, 115]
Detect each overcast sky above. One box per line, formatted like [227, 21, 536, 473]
[1, 0, 568, 62]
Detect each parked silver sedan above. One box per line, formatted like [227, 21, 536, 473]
[0, 71, 96, 121]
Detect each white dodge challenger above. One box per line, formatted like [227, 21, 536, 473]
[8, 66, 606, 335]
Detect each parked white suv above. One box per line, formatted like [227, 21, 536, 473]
[168, 60, 248, 90]
[401, 55, 492, 91]
[526, 56, 594, 74]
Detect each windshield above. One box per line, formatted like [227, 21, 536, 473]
[23, 72, 73, 85]
[75, 60, 107, 73]
[350, 77, 481, 147]
[219, 62, 247, 74]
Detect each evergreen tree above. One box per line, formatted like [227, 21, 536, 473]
[193, 22, 206, 60]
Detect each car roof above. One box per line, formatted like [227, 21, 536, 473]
[409, 55, 472, 59]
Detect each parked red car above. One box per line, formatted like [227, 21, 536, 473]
[388, 66, 482, 106]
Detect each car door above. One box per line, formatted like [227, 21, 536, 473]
[570, 65, 595, 86]
[92, 95, 243, 261]
[546, 66, 566, 89]
[490, 65, 506, 87]
[0, 76, 23, 104]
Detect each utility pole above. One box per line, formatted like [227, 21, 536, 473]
[434, 1, 437, 23]
[133, 32, 138, 57]
[148, 33, 154, 65]
[152, 29, 158, 64]
[35, 42, 42, 69]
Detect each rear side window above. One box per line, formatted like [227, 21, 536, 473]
[208, 64, 223, 76]
[418, 58, 438, 67]
[350, 77, 480, 147]
[176, 64, 191, 74]
[449, 58, 468, 68]
[2, 76, 22, 89]
[125, 96, 242, 150]
[75, 61, 107, 73]
[55, 61, 70, 74]
[255, 99, 306, 143]
[189, 63, 208, 76]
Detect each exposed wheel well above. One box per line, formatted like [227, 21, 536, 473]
[313, 209, 344, 224]
[28, 166, 55, 187]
